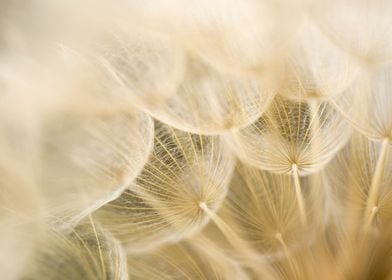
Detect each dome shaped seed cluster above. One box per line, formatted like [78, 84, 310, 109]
[1, 1, 392, 279]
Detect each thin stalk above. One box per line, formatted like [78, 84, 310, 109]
[88, 214, 106, 278]
[309, 101, 321, 170]
[199, 202, 275, 279]
[199, 202, 253, 257]
[275, 233, 299, 280]
[365, 138, 389, 225]
[364, 206, 379, 230]
[292, 164, 307, 226]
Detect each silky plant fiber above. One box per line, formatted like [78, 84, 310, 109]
[1, 0, 392, 279]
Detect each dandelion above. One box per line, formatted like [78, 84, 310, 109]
[1, 1, 392, 279]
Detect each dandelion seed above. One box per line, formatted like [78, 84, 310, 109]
[196, 165, 324, 264]
[327, 134, 392, 230]
[95, 122, 235, 252]
[280, 20, 360, 101]
[23, 220, 128, 280]
[128, 241, 248, 280]
[172, 0, 303, 75]
[312, 0, 392, 65]
[146, 55, 275, 135]
[227, 95, 350, 175]
[38, 109, 154, 229]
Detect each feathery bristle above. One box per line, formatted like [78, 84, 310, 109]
[327, 133, 392, 230]
[39, 109, 154, 228]
[95, 122, 234, 252]
[333, 63, 392, 142]
[128, 241, 249, 280]
[280, 20, 361, 101]
[23, 219, 128, 280]
[228, 95, 351, 175]
[195, 164, 325, 263]
[1, 1, 392, 279]
[146, 55, 275, 134]
[312, 0, 392, 65]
